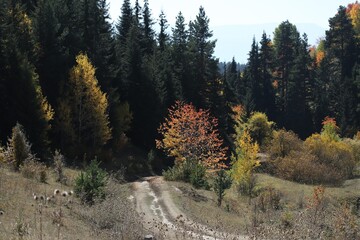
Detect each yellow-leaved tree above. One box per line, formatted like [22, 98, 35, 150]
[57, 53, 111, 157]
[231, 130, 260, 196]
[230, 105, 260, 196]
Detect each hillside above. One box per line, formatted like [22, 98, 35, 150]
[1, 165, 359, 239]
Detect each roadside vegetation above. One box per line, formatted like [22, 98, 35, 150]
[1, 0, 360, 239]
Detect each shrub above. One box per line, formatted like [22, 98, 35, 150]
[305, 134, 355, 180]
[75, 158, 108, 204]
[20, 158, 48, 183]
[189, 162, 208, 188]
[321, 116, 340, 141]
[0, 145, 4, 164]
[213, 170, 232, 206]
[257, 186, 282, 212]
[268, 129, 303, 159]
[3, 123, 33, 171]
[269, 128, 351, 184]
[246, 112, 274, 147]
[53, 150, 67, 184]
[273, 150, 343, 184]
[343, 138, 360, 164]
[163, 159, 208, 188]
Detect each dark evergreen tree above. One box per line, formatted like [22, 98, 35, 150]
[224, 57, 241, 104]
[0, 2, 53, 159]
[171, 12, 188, 101]
[141, 0, 155, 55]
[324, 6, 358, 135]
[187, 6, 218, 109]
[79, 0, 115, 91]
[242, 38, 260, 115]
[259, 32, 276, 118]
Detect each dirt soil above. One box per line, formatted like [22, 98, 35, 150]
[132, 176, 248, 240]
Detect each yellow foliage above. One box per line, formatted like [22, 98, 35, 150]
[347, 2, 360, 32]
[66, 53, 111, 148]
[305, 133, 355, 178]
[231, 130, 260, 185]
[41, 97, 54, 123]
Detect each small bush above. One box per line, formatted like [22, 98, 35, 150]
[343, 138, 360, 164]
[246, 112, 274, 148]
[20, 158, 48, 183]
[257, 186, 283, 212]
[305, 134, 355, 180]
[163, 160, 208, 188]
[281, 211, 294, 228]
[189, 162, 208, 188]
[236, 174, 259, 197]
[53, 150, 67, 184]
[75, 158, 108, 204]
[213, 170, 232, 206]
[0, 145, 5, 164]
[268, 129, 303, 159]
[273, 150, 343, 184]
[3, 123, 33, 171]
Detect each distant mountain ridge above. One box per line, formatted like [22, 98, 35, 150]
[213, 23, 326, 63]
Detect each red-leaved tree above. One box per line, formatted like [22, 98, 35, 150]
[156, 101, 227, 169]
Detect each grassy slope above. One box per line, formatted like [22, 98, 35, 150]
[0, 166, 142, 240]
[1, 160, 358, 239]
[166, 173, 360, 236]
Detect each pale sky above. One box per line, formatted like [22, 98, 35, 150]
[108, 0, 354, 62]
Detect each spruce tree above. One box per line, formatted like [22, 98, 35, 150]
[242, 38, 260, 115]
[0, 2, 53, 159]
[273, 21, 312, 136]
[259, 32, 276, 118]
[325, 6, 358, 135]
[187, 6, 218, 109]
[171, 12, 188, 101]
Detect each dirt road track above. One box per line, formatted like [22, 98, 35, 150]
[132, 176, 248, 240]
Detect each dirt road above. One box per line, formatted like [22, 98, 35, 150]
[131, 176, 248, 240]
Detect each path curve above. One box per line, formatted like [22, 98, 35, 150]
[132, 176, 248, 240]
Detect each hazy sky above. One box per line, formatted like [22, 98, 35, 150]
[108, 0, 353, 62]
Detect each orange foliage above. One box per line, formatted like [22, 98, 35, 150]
[156, 101, 227, 169]
[322, 116, 338, 129]
[316, 51, 325, 65]
[347, 1, 360, 33]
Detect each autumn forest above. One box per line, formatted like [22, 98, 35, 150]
[0, 0, 359, 173]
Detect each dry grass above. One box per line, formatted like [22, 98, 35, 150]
[165, 173, 360, 238]
[0, 165, 145, 240]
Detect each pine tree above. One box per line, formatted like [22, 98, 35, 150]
[4, 123, 34, 171]
[259, 32, 276, 117]
[116, 0, 132, 46]
[79, 0, 115, 91]
[273, 20, 312, 136]
[224, 57, 241, 104]
[122, 20, 157, 147]
[187, 6, 218, 109]
[242, 38, 260, 115]
[325, 6, 358, 135]
[0, 2, 53, 159]
[171, 12, 188, 100]
[141, 0, 155, 55]
[34, 0, 67, 106]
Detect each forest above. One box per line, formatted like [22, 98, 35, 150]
[0, 0, 360, 239]
[1, 0, 360, 164]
